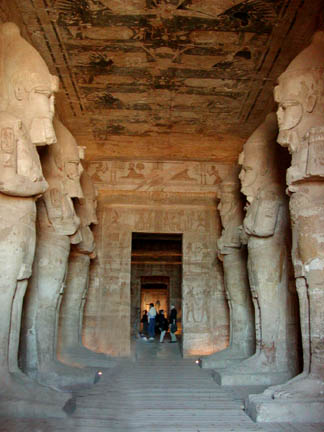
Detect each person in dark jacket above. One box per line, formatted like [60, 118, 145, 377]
[169, 305, 177, 343]
[140, 310, 148, 337]
[159, 310, 169, 343]
[155, 310, 162, 335]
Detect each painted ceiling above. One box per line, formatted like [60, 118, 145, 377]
[2, 0, 323, 163]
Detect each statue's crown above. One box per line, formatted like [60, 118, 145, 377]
[280, 31, 324, 80]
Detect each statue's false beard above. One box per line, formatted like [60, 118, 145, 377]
[277, 129, 299, 153]
[29, 117, 56, 146]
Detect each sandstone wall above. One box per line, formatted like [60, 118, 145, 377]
[83, 160, 230, 357]
[130, 264, 182, 334]
[83, 195, 228, 357]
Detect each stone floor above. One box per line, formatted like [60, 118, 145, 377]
[1, 337, 323, 431]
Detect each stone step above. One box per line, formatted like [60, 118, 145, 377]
[4, 340, 323, 431]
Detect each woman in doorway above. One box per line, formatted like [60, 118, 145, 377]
[169, 305, 177, 343]
[148, 303, 157, 340]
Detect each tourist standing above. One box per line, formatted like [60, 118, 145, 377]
[169, 305, 177, 343]
[159, 310, 169, 343]
[140, 310, 148, 337]
[148, 303, 157, 340]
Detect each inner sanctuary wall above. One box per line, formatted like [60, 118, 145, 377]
[83, 160, 230, 357]
[130, 264, 182, 335]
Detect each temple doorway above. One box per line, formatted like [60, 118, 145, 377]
[130, 233, 182, 340]
[141, 277, 169, 315]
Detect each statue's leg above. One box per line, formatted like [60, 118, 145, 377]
[266, 277, 309, 398]
[0, 218, 72, 418]
[33, 232, 99, 390]
[202, 250, 254, 368]
[9, 280, 28, 373]
[265, 186, 323, 400]
[214, 237, 297, 386]
[58, 253, 116, 368]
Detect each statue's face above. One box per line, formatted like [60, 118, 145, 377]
[20, 81, 57, 146]
[239, 149, 259, 204]
[275, 79, 303, 131]
[77, 196, 98, 227]
[79, 225, 95, 252]
[275, 74, 312, 152]
[217, 192, 234, 225]
[64, 155, 84, 199]
[88, 197, 98, 225]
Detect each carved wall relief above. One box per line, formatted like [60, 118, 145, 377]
[83, 196, 227, 358]
[86, 160, 230, 193]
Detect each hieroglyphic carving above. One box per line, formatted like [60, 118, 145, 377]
[88, 198, 224, 357]
[86, 160, 230, 193]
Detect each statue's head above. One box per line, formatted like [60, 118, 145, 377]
[0, 23, 59, 146]
[274, 31, 324, 151]
[40, 139, 80, 236]
[77, 171, 98, 226]
[53, 117, 84, 199]
[239, 113, 278, 204]
[218, 167, 241, 226]
[72, 171, 98, 253]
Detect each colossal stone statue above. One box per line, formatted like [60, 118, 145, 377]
[22, 117, 98, 390]
[0, 23, 74, 418]
[201, 168, 254, 369]
[58, 170, 116, 367]
[214, 113, 299, 387]
[248, 32, 324, 423]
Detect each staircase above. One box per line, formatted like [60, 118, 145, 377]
[2, 339, 322, 431]
[71, 339, 263, 431]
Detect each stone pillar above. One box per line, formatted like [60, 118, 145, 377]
[0, 23, 73, 418]
[215, 113, 299, 387]
[202, 169, 254, 368]
[22, 118, 97, 391]
[247, 32, 324, 423]
[58, 171, 116, 367]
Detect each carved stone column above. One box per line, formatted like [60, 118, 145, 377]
[22, 118, 98, 391]
[247, 32, 324, 423]
[202, 170, 254, 368]
[215, 114, 299, 387]
[58, 171, 116, 367]
[0, 23, 74, 418]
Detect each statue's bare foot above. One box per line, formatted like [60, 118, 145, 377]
[9, 369, 71, 402]
[36, 360, 99, 391]
[0, 372, 73, 417]
[202, 345, 249, 368]
[223, 351, 278, 374]
[263, 371, 308, 397]
[272, 375, 324, 401]
[60, 345, 117, 368]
